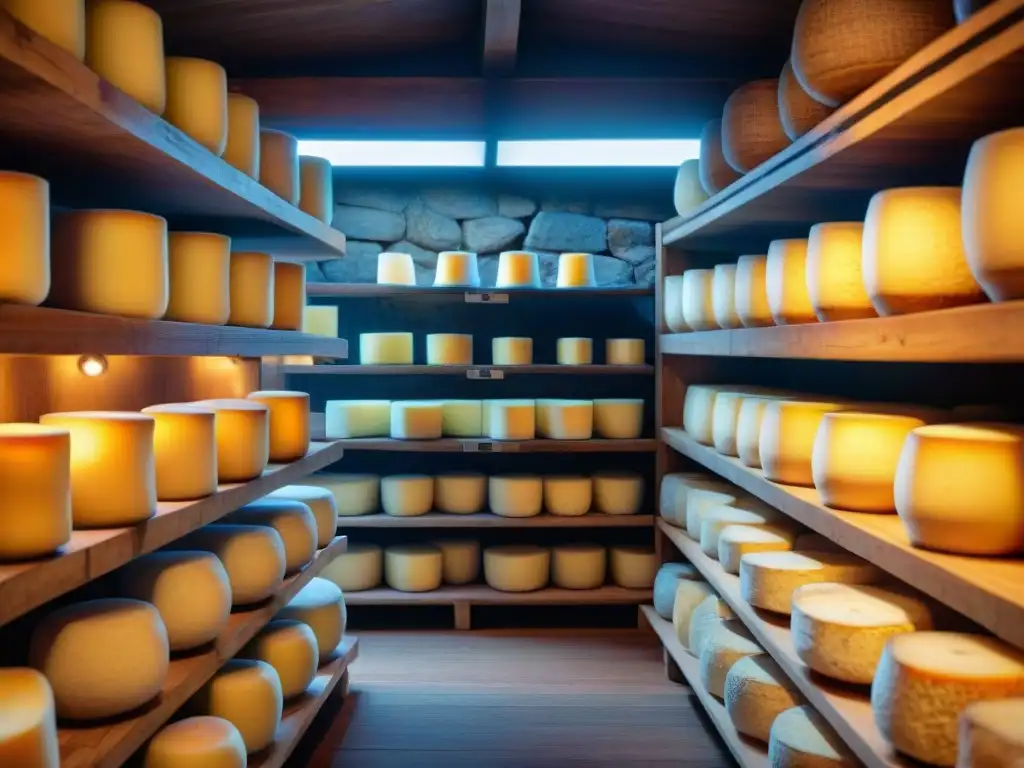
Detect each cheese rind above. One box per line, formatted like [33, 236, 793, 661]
[712, 391, 749, 456]
[191, 399, 269, 483]
[769, 705, 857, 768]
[593, 472, 643, 515]
[699, 506, 780, 558]
[165, 232, 231, 325]
[227, 498, 317, 574]
[557, 337, 593, 365]
[0, 668, 59, 768]
[164, 57, 228, 155]
[737, 395, 789, 468]
[699, 118, 743, 195]
[674, 158, 709, 216]
[806, 222, 875, 321]
[381, 475, 433, 517]
[385, 544, 443, 592]
[766, 238, 816, 325]
[663, 275, 687, 332]
[144, 716, 246, 768]
[699, 620, 764, 698]
[246, 390, 310, 463]
[735, 255, 773, 328]
[298, 155, 333, 224]
[267, 485, 338, 548]
[778, 58, 833, 140]
[441, 400, 483, 437]
[191, 659, 282, 754]
[307, 473, 379, 516]
[686, 490, 763, 541]
[536, 399, 593, 440]
[427, 334, 473, 365]
[683, 384, 733, 445]
[321, 543, 383, 592]
[241, 619, 318, 699]
[271, 261, 306, 331]
[552, 543, 606, 589]
[492, 337, 533, 365]
[434, 251, 480, 287]
[958, 698, 1024, 768]
[543, 475, 593, 517]
[302, 305, 338, 337]
[325, 400, 391, 438]
[176, 524, 286, 605]
[721, 79, 790, 173]
[390, 401, 443, 440]
[488, 399, 536, 440]
[484, 544, 550, 592]
[740, 550, 882, 615]
[435, 473, 487, 514]
[653, 562, 700, 619]
[489, 475, 543, 518]
[85, 0, 165, 114]
[593, 398, 644, 439]
[259, 129, 299, 204]
[496, 251, 541, 288]
[712, 264, 742, 329]
[606, 338, 645, 365]
[556, 252, 597, 287]
[224, 93, 260, 178]
[227, 251, 274, 328]
[681, 269, 716, 331]
[433, 539, 481, 585]
[689, 594, 736, 659]
[672, 580, 715, 650]
[725, 656, 805, 743]
[360, 333, 414, 365]
[718, 525, 796, 574]
[376, 252, 416, 286]
[277, 577, 345, 662]
[658, 473, 731, 529]
[5, 0, 84, 60]
[0, 171, 49, 307]
[760, 399, 848, 486]
[609, 545, 657, 589]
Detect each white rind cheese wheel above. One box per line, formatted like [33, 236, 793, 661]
[658, 473, 730, 529]
[543, 475, 593, 517]
[427, 334, 473, 365]
[246, 390, 310, 464]
[225, 93, 260, 178]
[5, 0, 84, 60]
[140, 404, 217, 502]
[735, 255, 774, 328]
[488, 399, 536, 440]
[381, 475, 433, 517]
[384, 544, 443, 592]
[0, 172, 49, 307]
[309, 473, 379, 516]
[30, 598, 169, 720]
[489, 475, 543, 518]
[391, 401, 443, 440]
[434, 251, 480, 287]
[441, 400, 483, 437]
[165, 232, 231, 325]
[302, 305, 338, 337]
[699, 506, 781, 558]
[0, 668, 59, 767]
[271, 260, 306, 331]
[740, 550, 882, 615]
[672, 580, 715, 650]
[958, 698, 1024, 768]
[806, 222, 875, 322]
[770, 705, 858, 768]
[557, 337, 593, 365]
[681, 268, 716, 331]
[241, 620, 318, 699]
[191, 398, 269, 483]
[766, 238, 816, 325]
[492, 337, 533, 365]
[663, 275, 687, 332]
[361, 332, 414, 365]
[435, 473, 486, 514]
[144, 716, 246, 768]
[228, 251, 273, 328]
[192, 660, 282, 754]
[536, 399, 593, 440]
[760, 399, 848, 486]
[653, 562, 700, 619]
[277, 577, 345, 662]
[267, 485, 338, 549]
[484, 544, 550, 592]
[376, 251, 415, 286]
[726, 656, 805, 744]
[298, 155, 333, 224]
[227, 498, 317, 574]
[85, 0, 166, 113]
[259, 129, 299, 204]
[593, 472, 643, 515]
[872, 632, 1024, 767]
[792, 582, 934, 685]
[594, 398, 644, 439]
[609, 545, 657, 588]
[325, 400, 391, 439]
[433, 539, 480, 585]
[700, 620, 764, 699]
[683, 384, 736, 445]
[737, 394, 798, 469]
[689, 594, 736, 659]
[606, 338, 645, 365]
[556, 252, 597, 288]
[552, 543, 606, 589]
[164, 57, 227, 155]
[718, 525, 797, 574]
[178, 525, 286, 606]
[674, 158, 709, 216]
[321, 544, 383, 592]
[496, 251, 541, 288]
[713, 391, 752, 456]
[712, 264, 742, 329]
[687, 493, 770, 542]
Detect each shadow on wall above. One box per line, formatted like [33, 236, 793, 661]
[308, 187, 672, 287]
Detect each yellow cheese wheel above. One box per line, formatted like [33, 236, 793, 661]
[440, 400, 483, 437]
[864, 187, 985, 315]
[435, 473, 487, 514]
[544, 475, 592, 517]
[556, 252, 596, 288]
[594, 398, 644, 439]
[489, 474, 543, 518]
[674, 158, 710, 217]
[270, 261, 305, 331]
[302, 305, 338, 337]
[267, 485, 338, 549]
[308, 473, 379, 516]
[50, 209, 168, 318]
[760, 399, 849, 486]
[484, 544, 550, 592]
[488, 399, 536, 440]
[0, 171, 49, 306]
[552, 543, 606, 589]
[321, 543, 383, 592]
[0, 668, 59, 768]
[700, 620, 765, 698]
[653, 562, 700, 619]
[659, 472, 731, 529]
[722, 79, 791, 173]
[699, 118, 743, 195]
[726, 656, 805, 744]
[606, 338, 644, 365]
[4, 0, 84, 60]
[391, 400, 443, 439]
[958, 698, 1024, 768]
[30, 598, 169, 719]
[734, 254, 774, 328]
[718, 525, 797, 574]
[740, 550, 882, 614]
[85, 0, 165, 113]
[778, 58, 834, 141]
[536, 399, 593, 440]
[178, 524, 285, 606]
[610, 545, 657, 588]
[681, 268, 716, 331]
[806, 222, 875, 321]
[140, 403, 217, 501]
[433, 538, 481, 585]
[689, 594, 736, 659]
[434, 251, 480, 287]
[228, 251, 274, 328]
[361, 332, 413, 364]
[496, 251, 541, 288]
[381, 474, 433, 517]
[144, 716, 246, 768]
[376, 252, 416, 286]
[770, 705, 858, 768]
[872, 632, 1024, 767]
[278, 577, 345, 661]
[192, 660, 282, 754]
[227, 498, 317, 574]
[0, 424, 70, 561]
[492, 336, 533, 365]
[712, 263, 741, 329]
[700, 506, 781, 558]
[224, 93, 260, 178]
[766, 238, 816, 325]
[557, 337, 593, 365]
[241, 619, 318, 699]
[672, 580, 716, 650]
[895, 423, 1024, 555]
[427, 333, 473, 365]
[164, 232, 231, 324]
[298, 155, 333, 224]
[384, 544, 443, 592]
[259, 129, 299, 204]
[663, 275, 687, 332]
[246, 390, 309, 463]
[324, 400, 391, 438]
[164, 57, 227, 155]
[593, 471, 643, 515]
[116, 551, 231, 651]
[192, 399, 269, 482]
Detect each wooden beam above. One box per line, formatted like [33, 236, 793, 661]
[482, 0, 522, 74]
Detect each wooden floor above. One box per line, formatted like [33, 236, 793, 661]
[286, 629, 735, 767]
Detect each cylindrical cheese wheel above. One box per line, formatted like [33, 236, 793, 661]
[0, 668, 59, 767]
[674, 158, 709, 217]
[492, 336, 533, 365]
[681, 268, 716, 331]
[609, 545, 657, 589]
[434, 251, 480, 287]
[144, 716, 246, 768]
[224, 93, 260, 178]
[484, 544, 549, 592]
[689, 594, 736, 659]
[686, 490, 766, 542]
[671, 580, 715, 650]
[606, 338, 644, 365]
[778, 58, 834, 141]
[298, 155, 333, 224]
[712, 391, 749, 456]
[683, 384, 734, 445]
[277, 577, 345, 661]
[727, 656, 805, 744]
[377, 251, 415, 286]
[140, 403, 217, 501]
[177, 524, 285, 606]
[496, 251, 541, 288]
[872, 632, 1024, 767]
[270, 261, 305, 331]
[30, 598, 169, 720]
[427, 334, 473, 365]
[192, 659, 282, 754]
[5, 0, 84, 60]
[302, 304, 339, 336]
[734, 254, 773, 328]
[116, 551, 231, 651]
[700, 506, 781, 559]
[556, 252, 596, 288]
[0, 171, 49, 306]
[557, 337, 593, 365]
[760, 399, 849, 486]
[267, 485, 337, 549]
[85, 0, 165, 113]
[699, 119, 742, 196]
[164, 57, 227, 155]
[593, 472, 643, 516]
[958, 698, 1024, 768]
[700, 620, 764, 699]
[863, 187, 985, 315]
[192, 398, 269, 482]
[658, 472, 728, 528]
[806, 222, 875, 321]
[766, 238, 816, 325]
[552, 543, 606, 589]
[0, 424, 71, 561]
[381, 475, 433, 517]
[228, 250, 274, 328]
[594, 398, 644, 439]
[737, 394, 794, 468]
[712, 264, 741, 329]
[246, 390, 310, 463]
[740, 550, 882, 614]
[770, 705, 858, 768]
[544, 475, 593, 517]
[663, 275, 687, 332]
[310, 473, 379, 516]
[653, 562, 700, 619]
[228, 498, 317, 574]
[432, 472, 485, 514]
[325, 400, 392, 438]
[536, 399, 593, 440]
[165, 232, 231, 324]
[391, 401, 443, 440]
[722, 79, 790, 173]
[718, 525, 796, 575]
[433, 539, 480, 585]
[241, 619, 318, 699]
[384, 544, 443, 592]
[321, 543, 383, 592]
[488, 399, 536, 440]
[361, 332, 414, 365]
[489, 475, 543, 518]
[259, 129, 299, 205]
[441, 400, 483, 438]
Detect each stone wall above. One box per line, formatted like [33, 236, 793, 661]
[307, 186, 673, 287]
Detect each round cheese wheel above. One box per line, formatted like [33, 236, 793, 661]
[441, 400, 483, 438]
[30, 598, 169, 719]
[310, 473, 380, 516]
[735, 254, 774, 328]
[689, 594, 736, 659]
[872, 632, 1024, 767]
[267, 485, 338, 549]
[536, 399, 593, 440]
[391, 401, 443, 440]
[700, 620, 764, 698]
[427, 333, 473, 365]
[658, 472, 724, 528]
[663, 275, 687, 332]
[298, 155, 333, 224]
[5, 0, 84, 60]
[760, 399, 849, 486]
[165, 232, 231, 325]
[164, 57, 227, 155]
[556, 252, 597, 288]
[0, 172, 50, 306]
[227, 498, 317, 574]
[712, 264, 741, 329]
[681, 268, 716, 331]
[270, 260, 306, 331]
[593, 472, 643, 515]
[740, 550, 882, 614]
[700, 506, 781, 558]
[863, 187, 985, 315]
[384, 544, 443, 592]
[278, 577, 345, 661]
[488, 399, 536, 440]
[672, 580, 715, 650]
[325, 400, 392, 438]
[737, 395, 788, 468]
[557, 337, 593, 365]
[381, 475, 433, 517]
[606, 338, 645, 365]
[544, 475, 593, 517]
[244, 620, 318, 701]
[224, 93, 260, 178]
[958, 698, 1024, 768]
[435, 473, 487, 514]
[653, 562, 700, 619]
[687, 492, 769, 542]
[769, 705, 858, 767]
[713, 391, 753, 456]
[434, 251, 480, 287]
[85, 0, 166, 113]
[778, 58, 834, 141]
[722, 79, 791, 172]
[192, 399, 269, 483]
[259, 129, 299, 204]
[496, 251, 541, 288]
[192, 660, 282, 754]
[489, 475, 543, 518]
[718, 525, 797, 574]
[227, 251, 273, 328]
[792, 582, 934, 684]
[492, 336, 533, 365]
[766, 238, 816, 325]
[376, 252, 415, 285]
[178, 524, 286, 606]
[726, 656, 805, 744]
[699, 119, 742, 196]
[0, 668, 59, 767]
[246, 390, 310, 463]
[609, 545, 657, 589]
[552, 543, 606, 589]
[433, 539, 480, 585]
[683, 384, 740, 445]
[321, 543, 383, 592]
[484, 544, 549, 592]
[361, 332, 414, 365]
[674, 158, 709, 216]
[806, 222, 875, 322]
[594, 398, 644, 439]
[144, 716, 246, 768]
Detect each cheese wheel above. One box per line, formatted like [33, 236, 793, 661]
[192, 660, 282, 754]
[593, 472, 643, 515]
[873, 632, 1024, 767]
[726, 656, 805, 743]
[812, 411, 926, 513]
[766, 238, 816, 325]
[164, 232, 231, 324]
[718, 525, 797, 574]
[309, 473, 379, 516]
[144, 716, 246, 768]
[689, 594, 736, 659]
[325, 400, 391, 438]
[224, 93, 260, 178]
[302, 305, 338, 337]
[699, 506, 781, 558]
[0, 668, 59, 767]
[760, 399, 849, 486]
[687, 490, 768, 541]
[321, 543, 383, 592]
[376, 251, 416, 286]
[740, 550, 882, 614]
[241, 620, 317, 699]
[712, 391, 750, 456]
[0, 424, 71, 561]
[227, 498, 317, 574]
[496, 251, 541, 288]
[674, 158, 710, 216]
[190, 399, 269, 482]
[864, 187, 985, 315]
[488, 399, 536, 440]
[434, 251, 480, 287]
[734, 254, 773, 328]
[683, 384, 735, 444]
[4, 0, 84, 60]
[390, 400, 443, 440]
[653, 562, 700, 619]
[792, 582, 934, 684]
[672, 580, 716, 650]
[722, 79, 790, 173]
[267, 485, 338, 548]
[177, 524, 286, 605]
[270, 261, 305, 331]
[700, 620, 764, 698]
[712, 264, 741, 329]
[770, 705, 857, 768]
[658, 472, 730, 528]
[259, 129, 299, 204]
[435, 473, 486, 514]
[606, 338, 644, 365]
[298, 155, 333, 224]
[85, 0, 165, 113]
[737, 394, 792, 468]
[681, 268, 716, 331]
[663, 275, 687, 332]
[536, 399, 593, 440]
[489, 475, 543, 518]
[246, 390, 310, 463]
[699, 119, 742, 196]
[594, 398, 644, 439]
[381, 475, 433, 517]
[552, 543, 606, 589]
[895, 423, 1024, 555]
[544, 475, 593, 517]
[484, 544, 549, 592]
[277, 577, 345, 661]
[361, 332, 414, 365]
[556, 252, 597, 288]
[30, 598, 169, 719]
[806, 222, 875, 321]
[440, 400, 483, 437]
[427, 334, 473, 365]
[227, 251, 273, 328]
[778, 58, 834, 141]
[958, 698, 1024, 768]
[50, 210, 168, 318]
[609, 545, 657, 589]
[433, 539, 481, 585]
[164, 57, 227, 155]
[557, 337, 593, 365]
[0, 172, 49, 306]
[492, 336, 533, 365]
[37, 411, 155, 527]
[116, 551, 231, 651]
[384, 544, 443, 592]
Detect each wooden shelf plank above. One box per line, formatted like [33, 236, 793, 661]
[58, 537, 350, 768]
[0, 305, 350, 357]
[306, 283, 653, 298]
[346, 585, 652, 606]
[336, 512, 655, 528]
[641, 606, 770, 768]
[662, 427, 1024, 650]
[285, 363, 654, 376]
[659, 301, 1024, 363]
[661, 0, 1024, 249]
[313, 436, 658, 453]
[0, 441, 346, 627]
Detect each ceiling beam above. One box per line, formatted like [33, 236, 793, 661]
[481, 0, 521, 75]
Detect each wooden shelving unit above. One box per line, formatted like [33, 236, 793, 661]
[314, 436, 658, 453]
[336, 512, 656, 528]
[286, 363, 654, 376]
[307, 284, 653, 298]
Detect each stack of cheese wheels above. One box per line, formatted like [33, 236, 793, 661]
[863, 187, 984, 315]
[492, 336, 533, 365]
[769, 705, 857, 768]
[672, 579, 715, 650]
[688, 594, 735, 659]
[711, 264, 741, 329]
[144, 716, 247, 768]
[606, 338, 645, 365]
[377, 250, 415, 286]
[688, 493, 771, 544]
[557, 337, 593, 365]
[593, 472, 643, 515]
[435, 473, 487, 514]
[178, 524, 286, 605]
[225, 93, 260, 178]
[766, 238, 816, 325]
[658, 472, 730, 529]
[721, 79, 790, 173]
[271, 261, 306, 331]
[361, 332, 414, 364]
[381, 475, 433, 517]
[699, 504, 784, 559]
[734, 254, 774, 328]
[164, 57, 228, 155]
[190, 659, 282, 754]
[556, 253, 596, 287]
[681, 269, 716, 331]
[0, 424, 70, 561]
[496, 251, 541, 288]
[299, 155, 333, 223]
[228, 251, 274, 328]
[653, 562, 700, 619]
[958, 698, 1024, 768]
[240, 620, 318, 699]
[488, 399, 536, 440]
[663, 275, 687, 332]
[699, 119, 742, 195]
[441, 400, 483, 437]
[278, 577, 345, 662]
[5, 0, 85, 59]
[543, 475, 592, 517]
[227, 498, 317, 574]
[610, 545, 658, 588]
[311, 473, 380, 516]
[674, 158, 709, 216]
[433, 539, 480, 585]
[267, 485, 338, 548]
[86, 0, 166, 113]
[552, 543, 606, 589]
[391, 401, 443, 440]
[322, 543, 383, 592]
[536, 399, 594, 440]
[806, 222, 875, 321]
[777, 59, 834, 141]
[894, 423, 1024, 556]
[259, 129, 299, 204]
[740, 549, 881, 614]
[434, 251, 481, 287]
[164, 232, 231, 324]
[427, 333, 473, 365]
[594, 398, 644, 439]
[760, 399, 849, 486]
[302, 305, 338, 337]
[194, 398, 270, 482]
[791, 582, 933, 684]
[384, 544, 443, 591]
[490, 475, 543, 518]
[325, 400, 391, 438]
[30, 598, 169, 720]
[725, 656, 805, 743]
[484, 544, 550, 592]
[871, 632, 1024, 767]
[700, 620, 764, 698]
[718, 525, 797, 575]
[0, 171, 49, 307]
[246, 390, 310, 463]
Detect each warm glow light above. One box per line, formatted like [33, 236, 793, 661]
[77, 354, 107, 377]
[496, 139, 701, 167]
[296, 140, 486, 167]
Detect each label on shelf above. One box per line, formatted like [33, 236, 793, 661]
[464, 292, 510, 304]
[466, 368, 505, 380]
[462, 440, 520, 453]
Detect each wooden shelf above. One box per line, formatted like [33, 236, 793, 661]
[336, 512, 656, 528]
[58, 537, 350, 768]
[659, 301, 1024, 363]
[284, 363, 654, 376]
[0, 441, 346, 627]
[346, 585, 652, 607]
[662, 427, 1024, 650]
[0, 305, 350, 357]
[306, 283, 653, 298]
[641, 606, 770, 768]
[314, 436, 658, 453]
[0, 12, 345, 254]
[660, 0, 1024, 250]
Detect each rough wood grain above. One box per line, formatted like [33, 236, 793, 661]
[335, 512, 655, 528]
[482, 0, 521, 73]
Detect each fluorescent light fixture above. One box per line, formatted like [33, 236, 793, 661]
[496, 139, 701, 167]
[297, 140, 486, 167]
